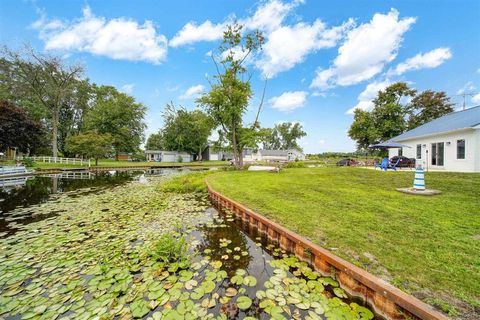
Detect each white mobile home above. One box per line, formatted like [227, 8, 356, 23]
[388, 106, 480, 172]
[242, 149, 305, 162]
[145, 150, 192, 163]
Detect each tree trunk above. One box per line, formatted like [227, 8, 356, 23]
[232, 127, 240, 169]
[95, 157, 98, 166]
[239, 147, 244, 167]
[52, 107, 59, 158]
[198, 146, 203, 161]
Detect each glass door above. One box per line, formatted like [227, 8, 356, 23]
[431, 142, 444, 166]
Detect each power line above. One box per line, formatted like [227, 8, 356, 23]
[456, 92, 475, 110]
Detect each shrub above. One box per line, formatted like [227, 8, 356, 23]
[177, 156, 183, 163]
[22, 157, 35, 167]
[150, 234, 189, 264]
[284, 161, 306, 168]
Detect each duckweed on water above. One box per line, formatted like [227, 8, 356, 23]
[0, 177, 374, 319]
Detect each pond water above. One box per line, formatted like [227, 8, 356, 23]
[0, 173, 375, 319]
[0, 169, 191, 237]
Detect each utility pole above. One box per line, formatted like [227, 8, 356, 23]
[456, 92, 474, 110]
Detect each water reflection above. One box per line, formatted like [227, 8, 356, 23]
[0, 171, 139, 214]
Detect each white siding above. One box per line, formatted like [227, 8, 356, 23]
[389, 129, 479, 172]
[162, 154, 176, 162]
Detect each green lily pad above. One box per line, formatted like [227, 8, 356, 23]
[236, 296, 252, 310]
[130, 299, 150, 318]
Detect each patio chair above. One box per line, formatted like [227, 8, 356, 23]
[374, 157, 389, 170]
[387, 158, 401, 171]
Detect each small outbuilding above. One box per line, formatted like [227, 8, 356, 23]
[388, 106, 480, 172]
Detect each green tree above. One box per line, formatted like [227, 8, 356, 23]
[348, 82, 416, 149]
[161, 104, 214, 160]
[1, 46, 84, 157]
[65, 131, 113, 165]
[58, 79, 95, 155]
[406, 90, 454, 129]
[268, 122, 306, 151]
[348, 109, 376, 150]
[145, 132, 164, 150]
[197, 24, 265, 168]
[0, 100, 46, 154]
[84, 85, 146, 159]
[348, 83, 455, 150]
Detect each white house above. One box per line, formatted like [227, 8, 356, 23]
[201, 146, 232, 161]
[243, 149, 305, 162]
[388, 106, 480, 172]
[145, 150, 192, 163]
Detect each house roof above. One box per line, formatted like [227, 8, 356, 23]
[145, 150, 190, 155]
[391, 106, 480, 141]
[259, 150, 288, 156]
[259, 149, 303, 156]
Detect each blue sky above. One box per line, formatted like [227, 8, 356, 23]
[1, 0, 479, 153]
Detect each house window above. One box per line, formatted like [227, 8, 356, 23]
[416, 144, 421, 159]
[457, 139, 465, 159]
[398, 148, 403, 157]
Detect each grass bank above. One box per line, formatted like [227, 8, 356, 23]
[207, 167, 480, 317]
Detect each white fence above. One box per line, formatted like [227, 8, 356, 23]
[0, 176, 31, 188]
[0, 166, 28, 176]
[17, 156, 90, 166]
[42, 172, 94, 180]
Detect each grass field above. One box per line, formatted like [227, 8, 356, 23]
[207, 167, 480, 317]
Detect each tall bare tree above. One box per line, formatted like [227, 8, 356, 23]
[1, 46, 83, 157]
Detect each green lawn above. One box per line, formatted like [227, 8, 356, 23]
[207, 167, 480, 316]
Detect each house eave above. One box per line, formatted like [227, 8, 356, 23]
[392, 127, 476, 142]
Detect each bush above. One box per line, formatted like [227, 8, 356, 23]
[177, 156, 183, 163]
[150, 234, 189, 265]
[22, 157, 35, 167]
[284, 161, 306, 168]
[131, 152, 146, 161]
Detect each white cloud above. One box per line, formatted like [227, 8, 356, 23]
[257, 19, 353, 78]
[120, 84, 135, 94]
[170, 0, 349, 78]
[390, 47, 452, 75]
[269, 91, 308, 112]
[179, 84, 205, 100]
[311, 9, 415, 90]
[347, 79, 391, 114]
[456, 81, 476, 95]
[169, 20, 228, 47]
[34, 6, 168, 64]
[472, 93, 480, 104]
[242, 0, 299, 32]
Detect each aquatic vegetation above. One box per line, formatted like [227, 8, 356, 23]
[149, 234, 189, 265]
[0, 176, 375, 319]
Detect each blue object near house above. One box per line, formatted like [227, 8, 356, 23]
[375, 157, 400, 171]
